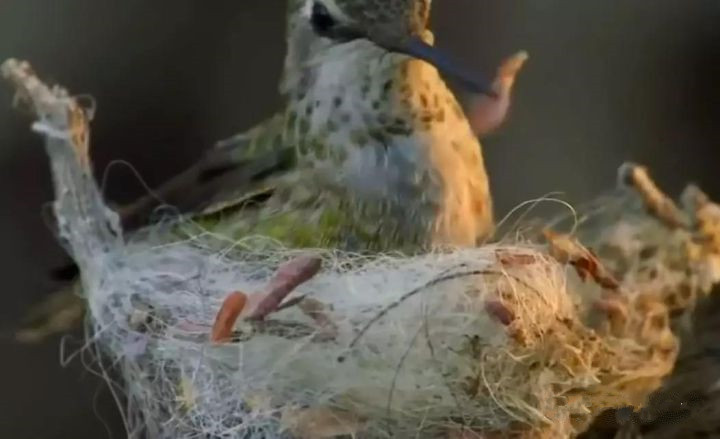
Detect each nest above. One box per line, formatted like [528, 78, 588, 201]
[4, 58, 720, 439]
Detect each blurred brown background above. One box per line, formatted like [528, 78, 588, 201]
[0, 1, 718, 437]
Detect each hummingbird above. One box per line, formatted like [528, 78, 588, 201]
[17, 0, 527, 341]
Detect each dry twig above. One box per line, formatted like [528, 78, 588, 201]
[618, 163, 688, 229]
[544, 229, 620, 290]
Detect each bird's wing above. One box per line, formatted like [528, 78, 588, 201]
[119, 112, 293, 232]
[25, 113, 294, 343]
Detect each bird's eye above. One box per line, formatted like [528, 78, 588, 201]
[311, 2, 336, 35]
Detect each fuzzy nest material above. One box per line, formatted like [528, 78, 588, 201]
[5, 58, 720, 439]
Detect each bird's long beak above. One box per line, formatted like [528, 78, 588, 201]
[388, 36, 497, 98]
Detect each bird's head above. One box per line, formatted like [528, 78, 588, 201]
[281, 0, 494, 97]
